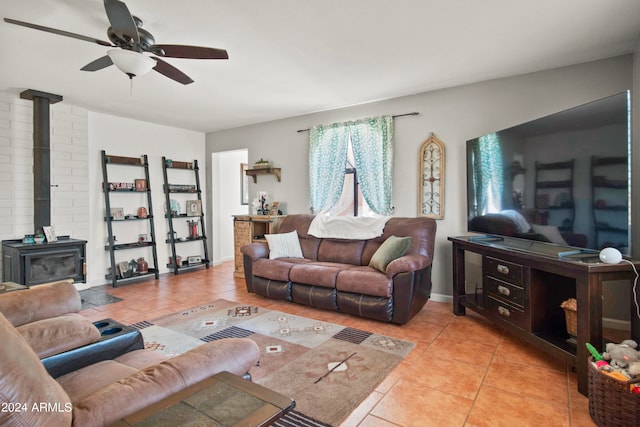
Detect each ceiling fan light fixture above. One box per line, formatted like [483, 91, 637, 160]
[107, 49, 156, 78]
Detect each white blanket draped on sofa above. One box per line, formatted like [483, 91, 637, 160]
[308, 214, 390, 239]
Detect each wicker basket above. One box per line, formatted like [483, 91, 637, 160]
[563, 307, 577, 337]
[588, 357, 640, 426]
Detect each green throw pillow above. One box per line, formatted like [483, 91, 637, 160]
[369, 235, 412, 272]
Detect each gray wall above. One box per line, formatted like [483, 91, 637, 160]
[205, 55, 635, 300]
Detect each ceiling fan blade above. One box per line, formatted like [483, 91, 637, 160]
[151, 57, 194, 85]
[151, 44, 229, 60]
[81, 55, 113, 72]
[103, 0, 139, 43]
[3, 18, 112, 46]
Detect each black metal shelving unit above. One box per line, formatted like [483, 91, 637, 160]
[161, 157, 210, 274]
[101, 150, 159, 287]
[591, 156, 629, 250]
[534, 159, 575, 232]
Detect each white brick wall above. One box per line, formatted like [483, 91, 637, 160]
[51, 104, 89, 239]
[0, 91, 89, 281]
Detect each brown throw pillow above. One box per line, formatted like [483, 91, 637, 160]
[369, 235, 412, 272]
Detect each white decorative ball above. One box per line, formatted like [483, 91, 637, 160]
[599, 247, 622, 264]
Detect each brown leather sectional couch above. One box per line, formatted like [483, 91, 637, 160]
[0, 280, 260, 427]
[241, 214, 437, 324]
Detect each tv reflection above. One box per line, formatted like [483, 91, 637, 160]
[466, 91, 630, 254]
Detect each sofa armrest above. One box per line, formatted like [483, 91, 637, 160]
[0, 279, 80, 327]
[241, 242, 269, 260]
[72, 338, 261, 426]
[385, 254, 430, 278]
[163, 337, 260, 385]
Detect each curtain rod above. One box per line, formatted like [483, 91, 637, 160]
[296, 112, 419, 133]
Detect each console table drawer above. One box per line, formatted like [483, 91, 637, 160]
[486, 277, 524, 307]
[485, 257, 523, 285]
[487, 296, 525, 329]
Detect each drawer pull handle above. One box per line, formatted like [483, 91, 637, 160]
[497, 285, 511, 296]
[497, 264, 510, 275]
[498, 306, 511, 317]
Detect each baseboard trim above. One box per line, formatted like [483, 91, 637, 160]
[603, 317, 631, 331]
[430, 293, 452, 304]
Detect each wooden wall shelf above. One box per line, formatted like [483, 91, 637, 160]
[245, 167, 281, 183]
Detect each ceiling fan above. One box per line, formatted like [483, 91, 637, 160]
[3, 0, 228, 85]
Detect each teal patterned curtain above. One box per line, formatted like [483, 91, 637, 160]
[472, 133, 503, 215]
[309, 124, 350, 213]
[350, 116, 394, 215]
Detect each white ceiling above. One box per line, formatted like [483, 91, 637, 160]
[1, 0, 639, 133]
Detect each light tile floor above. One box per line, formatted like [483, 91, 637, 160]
[79, 262, 596, 427]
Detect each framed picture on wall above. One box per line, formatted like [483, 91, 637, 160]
[241, 163, 249, 205]
[418, 133, 445, 219]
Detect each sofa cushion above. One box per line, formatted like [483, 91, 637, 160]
[57, 360, 139, 403]
[292, 284, 338, 310]
[290, 262, 352, 288]
[299, 236, 322, 260]
[277, 214, 321, 259]
[114, 348, 170, 370]
[380, 217, 436, 262]
[369, 235, 412, 272]
[336, 266, 393, 297]
[17, 312, 101, 359]
[0, 312, 73, 427]
[337, 292, 393, 322]
[317, 239, 365, 265]
[57, 350, 169, 403]
[265, 230, 304, 259]
[252, 277, 292, 300]
[253, 257, 310, 281]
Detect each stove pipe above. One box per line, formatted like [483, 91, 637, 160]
[19, 89, 63, 233]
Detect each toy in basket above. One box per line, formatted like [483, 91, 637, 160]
[587, 341, 640, 426]
[560, 298, 577, 337]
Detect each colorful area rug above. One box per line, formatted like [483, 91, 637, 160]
[130, 299, 414, 426]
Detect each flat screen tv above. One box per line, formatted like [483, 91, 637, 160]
[466, 91, 631, 254]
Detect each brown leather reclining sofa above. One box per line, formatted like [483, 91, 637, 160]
[0, 280, 260, 427]
[241, 214, 437, 324]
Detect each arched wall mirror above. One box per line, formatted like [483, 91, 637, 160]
[418, 133, 445, 219]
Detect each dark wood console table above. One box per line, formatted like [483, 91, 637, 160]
[449, 235, 640, 396]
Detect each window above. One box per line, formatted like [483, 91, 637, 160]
[470, 133, 503, 215]
[327, 145, 374, 217]
[309, 116, 393, 216]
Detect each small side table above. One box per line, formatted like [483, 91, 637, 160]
[111, 371, 295, 426]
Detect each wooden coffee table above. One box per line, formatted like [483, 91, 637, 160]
[110, 371, 295, 426]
